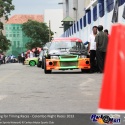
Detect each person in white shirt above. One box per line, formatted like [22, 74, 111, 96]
[29, 50, 34, 58]
[88, 26, 98, 73]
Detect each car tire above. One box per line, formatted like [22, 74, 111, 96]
[37, 62, 41, 67]
[44, 58, 51, 74]
[81, 69, 90, 73]
[41, 57, 44, 69]
[29, 60, 36, 66]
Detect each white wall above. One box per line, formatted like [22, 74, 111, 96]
[63, 0, 90, 21]
[44, 9, 63, 38]
[62, 3, 125, 43]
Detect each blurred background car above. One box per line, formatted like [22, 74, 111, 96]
[24, 57, 38, 66]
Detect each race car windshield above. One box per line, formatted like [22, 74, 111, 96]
[49, 41, 85, 51]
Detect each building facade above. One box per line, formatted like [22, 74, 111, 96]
[61, 0, 125, 43]
[44, 9, 63, 38]
[5, 15, 43, 56]
[62, 0, 92, 21]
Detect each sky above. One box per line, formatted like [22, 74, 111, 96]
[10, 0, 63, 16]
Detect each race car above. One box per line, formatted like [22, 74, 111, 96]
[43, 37, 90, 74]
[24, 57, 38, 66]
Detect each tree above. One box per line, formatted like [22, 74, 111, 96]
[0, 34, 11, 52]
[22, 20, 54, 50]
[0, 0, 15, 20]
[0, 0, 14, 52]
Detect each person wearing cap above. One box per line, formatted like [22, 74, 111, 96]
[88, 26, 98, 73]
[95, 25, 108, 73]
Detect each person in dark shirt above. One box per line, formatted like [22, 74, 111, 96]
[34, 48, 39, 57]
[95, 25, 108, 73]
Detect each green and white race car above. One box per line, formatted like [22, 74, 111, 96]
[24, 57, 38, 66]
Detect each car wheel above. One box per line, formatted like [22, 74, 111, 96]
[37, 62, 41, 67]
[42, 57, 44, 69]
[44, 58, 51, 74]
[81, 69, 90, 73]
[29, 60, 36, 66]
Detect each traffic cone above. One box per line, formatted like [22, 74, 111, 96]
[98, 24, 125, 113]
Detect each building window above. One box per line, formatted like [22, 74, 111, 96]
[80, 18, 82, 29]
[17, 27, 19, 30]
[74, 23, 76, 33]
[9, 34, 12, 37]
[13, 27, 15, 30]
[83, 15, 86, 27]
[106, 0, 114, 13]
[93, 6, 97, 21]
[13, 34, 16, 37]
[77, 21, 79, 31]
[16, 41, 20, 48]
[13, 41, 16, 46]
[118, 0, 125, 6]
[11, 41, 13, 45]
[17, 34, 20, 37]
[87, 10, 91, 24]
[99, 1, 104, 17]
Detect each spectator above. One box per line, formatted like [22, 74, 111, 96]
[104, 29, 108, 35]
[88, 26, 98, 73]
[34, 48, 39, 57]
[10, 55, 14, 63]
[21, 52, 25, 65]
[95, 25, 108, 73]
[29, 50, 34, 58]
[1, 54, 4, 64]
[3, 54, 6, 64]
[18, 54, 21, 63]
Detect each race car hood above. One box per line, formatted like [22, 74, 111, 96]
[48, 49, 87, 56]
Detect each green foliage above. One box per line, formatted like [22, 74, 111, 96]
[0, 0, 15, 20]
[0, 34, 11, 52]
[22, 20, 54, 50]
[25, 41, 42, 50]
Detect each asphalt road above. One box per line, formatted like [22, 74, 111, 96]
[0, 63, 103, 113]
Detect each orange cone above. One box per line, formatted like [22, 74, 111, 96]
[98, 24, 125, 113]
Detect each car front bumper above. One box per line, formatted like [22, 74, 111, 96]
[45, 58, 90, 70]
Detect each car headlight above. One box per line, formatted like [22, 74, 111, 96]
[50, 56, 59, 59]
[79, 55, 87, 58]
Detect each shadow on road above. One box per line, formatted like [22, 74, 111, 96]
[52, 71, 90, 74]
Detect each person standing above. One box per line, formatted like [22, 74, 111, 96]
[88, 26, 98, 73]
[21, 52, 25, 65]
[18, 54, 21, 63]
[34, 48, 39, 57]
[95, 25, 108, 73]
[29, 50, 34, 58]
[3, 54, 6, 64]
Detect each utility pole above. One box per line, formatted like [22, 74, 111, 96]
[49, 20, 51, 42]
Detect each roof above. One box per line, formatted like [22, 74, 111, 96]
[6, 15, 44, 24]
[61, 16, 74, 22]
[52, 37, 82, 42]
